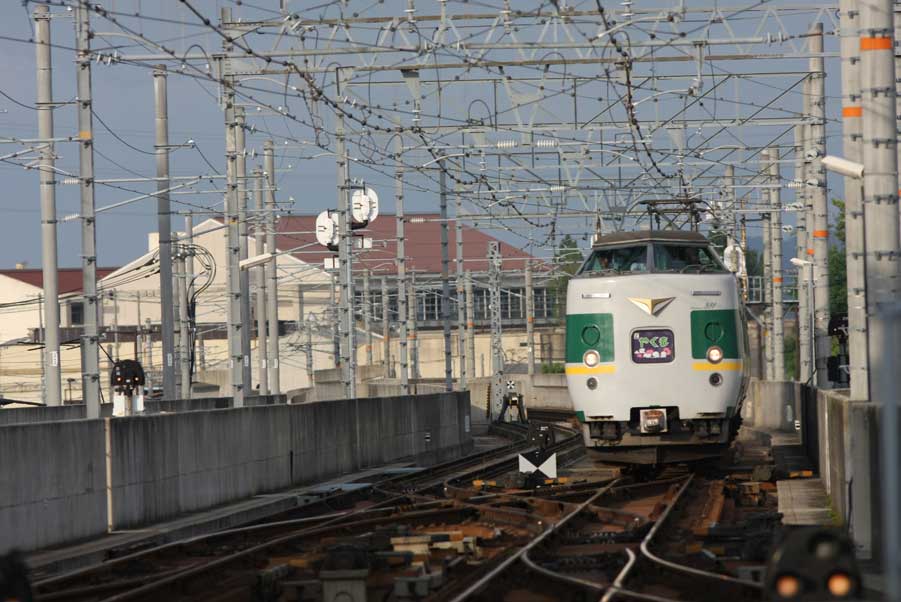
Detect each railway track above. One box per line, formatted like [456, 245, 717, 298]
[32, 419, 774, 602]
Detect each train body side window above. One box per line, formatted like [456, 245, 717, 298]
[580, 245, 648, 275]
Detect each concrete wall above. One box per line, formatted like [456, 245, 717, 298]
[110, 405, 295, 527]
[741, 378, 800, 432]
[0, 405, 86, 425]
[112, 391, 470, 527]
[142, 394, 286, 413]
[811, 389, 887, 561]
[0, 391, 472, 552]
[0, 419, 107, 552]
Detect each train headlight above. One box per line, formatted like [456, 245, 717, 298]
[706, 346, 724, 364]
[774, 574, 801, 598]
[583, 350, 600, 367]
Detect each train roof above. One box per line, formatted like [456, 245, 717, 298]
[592, 230, 709, 248]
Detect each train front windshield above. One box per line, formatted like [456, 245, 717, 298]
[579, 242, 727, 275]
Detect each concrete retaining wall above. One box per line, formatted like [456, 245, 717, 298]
[741, 378, 800, 432]
[0, 405, 86, 425]
[110, 405, 295, 527]
[142, 394, 286, 414]
[0, 391, 472, 552]
[0, 420, 107, 552]
[810, 390, 886, 561]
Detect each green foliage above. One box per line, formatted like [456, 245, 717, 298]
[828, 198, 848, 315]
[744, 248, 763, 278]
[551, 235, 585, 319]
[541, 362, 565, 374]
[783, 334, 798, 380]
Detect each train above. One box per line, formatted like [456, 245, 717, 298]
[565, 230, 749, 464]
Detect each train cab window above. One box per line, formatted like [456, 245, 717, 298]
[580, 245, 648, 275]
[653, 244, 727, 273]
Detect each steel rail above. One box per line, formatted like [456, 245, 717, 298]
[445, 478, 623, 602]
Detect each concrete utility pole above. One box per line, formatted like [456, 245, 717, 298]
[395, 136, 409, 393]
[809, 24, 832, 388]
[525, 260, 536, 376]
[761, 204, 774, 380]
[840, 0, 869, 400]
[235, 107, 253, 394]
[363, 270, 373, 366]
[455, 198, 466, 388]
[34, 5, 61, 407]
[859, 0, 901, 593]
[381, 277, 391, 377]
[220, 47, 245, 406]
[767, 148, 785, 381]
[334, 93, 355, 398]
[465, 272, 476, 380]
[488, 242, 504, 420]
[794, 125, 812, 383]
[152, 66, 176, 401]
[264, 141, 280, 396]
[439, 164, 453, 392]
[253, 168, 268, 395]
[75, 4, 100, 416]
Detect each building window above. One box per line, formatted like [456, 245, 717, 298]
[70, 301, 84, 326]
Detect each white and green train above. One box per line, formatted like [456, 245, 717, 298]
[565, 230, 750, 464]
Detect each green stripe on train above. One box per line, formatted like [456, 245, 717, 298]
[690, 309, 740, 359]
[565, 313, 614, 364]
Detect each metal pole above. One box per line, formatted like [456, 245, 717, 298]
[332, 273, 340, 368]
[809, 23, 832, 388]
[334, 85, 355, 398]
[439, 163, 453, 392]
[76, 4, 100, 416]
[144, 317, 153, 394]
[220, 46, 245, 405]
[176, 243, 191, 398]
[235, 107, 253, 394]
[34, 5, 61, 407]
[408, 273, 419, 380]
[768, 147, 785, 381]
[254, 167, 268, 395]
[488, 242, 504, 420]
[299, 285, 314, 384]
[525, 260, 536, 376]
[859, 0, 901, 592]
[153, 65, 176, 401]
[264, 140, 280, 396]
[455, 197, 467, 388]
[794, 125, 812, 383]
[395, 136, 409, 394]
[381, 277, 391, 378]
[364, 269, 373, 366]
[840, 0, 869, 400]
[465, 271, 476, 380]
[112, 291, 119, 362]
[185, 213, 195, 385]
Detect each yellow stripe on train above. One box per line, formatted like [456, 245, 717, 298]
[691, 360, 743, 372]
[564, 364, 617, 375]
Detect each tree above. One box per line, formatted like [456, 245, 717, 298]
[828, 198, 848, 315]
[550, 235, 584, 319]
